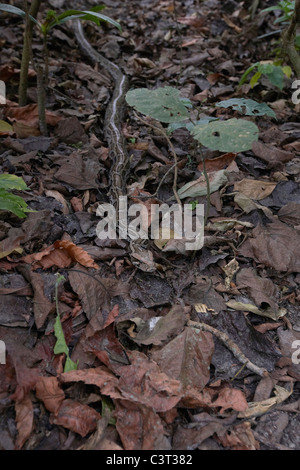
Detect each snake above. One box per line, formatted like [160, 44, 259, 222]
[72, 19, 129, 213]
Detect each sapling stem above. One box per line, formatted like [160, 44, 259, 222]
[282, 0, 300, 78]
[18, 0, 41, 106]
[198, 144, 210, 226]
[36, 65, 47, 135]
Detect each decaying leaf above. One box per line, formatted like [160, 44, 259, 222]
[226, 299, 287, 321]
[151, 326, 214, 390]
[54, 240, 99, 269]
[239, 220, 300, 273]
[51, 399, 101, 437]
[116, 304, 186, 346]
[238, 385, 292, 419]
[234, 178, 277, 200]
[176, 169, 228, 199]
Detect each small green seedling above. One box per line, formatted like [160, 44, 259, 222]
[126, 86, 275, 226]
[0, 4, 121, 134]
[53, 274, 78, 372]
[126, 87, 275, 153]
[239, 60, 292, 90]
[261, 0, 295, 24]
[0, 174, 34, 218]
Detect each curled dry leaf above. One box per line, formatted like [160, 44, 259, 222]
[35, 376, 65, 415]
[14, 395, 34, 450]
[239, 220, 300, 273]
[114, 400, 171, 450]
[54, 240, 99, 269]
[51, 399, 101, 437]
[234, 178, 277, 200]
[151, 326, 214, 391]
[238, 385, 292, 419]
[217, 421, 259, 450]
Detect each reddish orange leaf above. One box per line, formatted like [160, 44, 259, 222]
[54, 240, 99, 269]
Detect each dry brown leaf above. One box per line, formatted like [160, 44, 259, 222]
[234, 178, 277, 200]
[51, 399, 101, 437]
[197, 152, 237, 172]
[5, 103, 61, 128]
[0, 235, 24, 259]
[22, 244, 72, 269]
[217, 421, 259, 450]
[252, 140, 294, 166]
[35, 376, 65, 415]
[14, 395, 34, 450]
[114, 400, 171, 450]
[239, 220, 300, 273]
[151, 326, 214, 390]
[210, 386, 248, 414]
[54, 240, 99, 269]
[45, 190, 69, 214]
[237, 385, 292, 419]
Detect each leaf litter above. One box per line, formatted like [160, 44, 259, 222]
[0, 0, 300, 452]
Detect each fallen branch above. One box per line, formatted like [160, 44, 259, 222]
[187, 320, 268, 378]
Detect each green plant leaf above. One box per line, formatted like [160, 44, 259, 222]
[53, 311, 78, 371]
[216, 98, 276, 119]
[126, 86, 190, 123]
[258, 63, 285, 90]
[0, 4, 41, 26]
[239, 62, 259, 86]
[47, 9, 121, 32]
[0, 190, 32, 218]
[53, 314, 69, 356]
[0, 120, 13, 133]
[192, 118, 259, 152]
[167, 117, 217, 134]
[0, 174, 28, 191]
[249, 71, 261, 88]
[53, 273, 78, 372]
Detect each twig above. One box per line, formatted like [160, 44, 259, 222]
[133, 111, 182, 206]
[187, 320, 268, 378]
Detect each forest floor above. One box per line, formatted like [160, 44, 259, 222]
[1, 0, 300, 451]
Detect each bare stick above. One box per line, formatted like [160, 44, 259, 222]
[187, 320, 268, 378]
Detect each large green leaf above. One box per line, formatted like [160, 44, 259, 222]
[0, 4, 41, 26]
[0, 174, 28, 191]
[216, 98, 276, 119]
[258, 63, 286, 90]
[192, 118, 259, 152]
[0, 190, 32, 218]
[126, 87, 190, 123]
[54, 307, 78, 372]
[167, 117, 218, 134]
[47, 9, 121, 32]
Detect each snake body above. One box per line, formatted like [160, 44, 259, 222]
[73, 20, 129, 209]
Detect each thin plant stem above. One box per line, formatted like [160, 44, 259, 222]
[198, 144, 210, 226]
[133, 111, 182, 206]
[18, 0, 41, 106]
[282, 0, 300, 78]
[36, 65, 47, 135]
